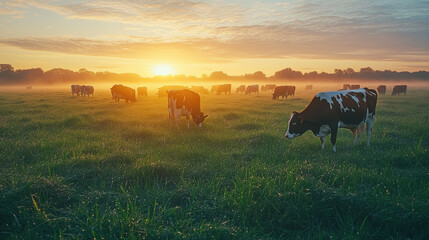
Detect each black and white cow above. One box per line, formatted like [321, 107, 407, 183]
[168, 89, 208, 128]
[285, 88, 377, 152]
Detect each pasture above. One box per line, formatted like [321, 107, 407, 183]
[0, 87, 428, 239]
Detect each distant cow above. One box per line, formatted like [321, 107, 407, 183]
[81, 85, 94, 97]
[137, 87, 147, 97]
[377, 85, 386, 95]
[211, 84, 231, 95]
[245, 85, 259, 94]
[158, 85, 188, 97]
[236, 85, 245, 93]
[261, 84, 276, 91]
[26, 86, 32, 90]
[342, 84, 351, 90]
[111, 84, 136, 103]
[168, 89, 208, 128]
[71, 85, 81, 96]
[190, 86, 209, 95]
[392, 85, 407, 95]
[350, 84, 360, 90]
[285, 88, 378, 152]
[272, 86, 295, 99]
[305, 85, 313, 90]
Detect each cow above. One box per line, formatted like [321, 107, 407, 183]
[81, 85, 94, 97]
[272, 86, 295, 99]
[305, 85, 313, 90]
[111, 84, 136, 103]
[350, 84, 360, 90]
[190, 86, 209, 95]
[158, 85, 188, 97]
[285, 88, 378, 152]
[236, 85, 246, 93]
[168, 89, 208, 128]
[137, 87, 148, 97]
[26, 86, 32, 90]
[71, 85, 81, 96]
[211, 84, 231, 95]
[392, 85, 407, 95]
[342, 84, 351, 90]
[261, 84, 276, 91]
[377, 85, 386, 95]
[245, 85, 259, 94]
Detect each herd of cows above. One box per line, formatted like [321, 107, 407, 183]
[70, 83, 408, 152]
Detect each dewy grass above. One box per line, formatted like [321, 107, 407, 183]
[0, 88, 428, 239]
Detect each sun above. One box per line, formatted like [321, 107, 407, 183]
[153, 64, 174, 76]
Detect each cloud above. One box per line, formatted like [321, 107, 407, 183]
[25, 0, 244, 28]
[2, 32, 429, 65]
[1, 0, 429, 65]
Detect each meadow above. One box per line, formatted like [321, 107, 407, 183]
[0, 85, 428, 239]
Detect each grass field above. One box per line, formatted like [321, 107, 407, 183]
[0, 86, 428, 239]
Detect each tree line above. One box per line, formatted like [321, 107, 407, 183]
[1, 64, 428, 85]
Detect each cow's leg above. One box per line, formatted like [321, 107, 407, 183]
[330, 124, 338, 152]
[366, 114, 375, 146]
[186, 115, 190, 129]
[320, 137, 326, 150]
[354, 125, 364, 145]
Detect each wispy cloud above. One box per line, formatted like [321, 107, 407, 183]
[1, 0, 429, 65]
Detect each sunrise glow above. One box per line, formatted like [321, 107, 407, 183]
[0, 0, 428, 77]
[153, 64, 174, 76]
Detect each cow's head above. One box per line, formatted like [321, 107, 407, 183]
[193, 112, 208, 127]
[285, 111, 305, 139]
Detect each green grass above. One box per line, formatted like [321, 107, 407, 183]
[0, 88, 428, 239]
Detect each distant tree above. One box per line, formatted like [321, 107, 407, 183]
[344, 68, 355, 75]
[0, 64, 14, 72]
[274, 67, 303, 79]
[334, 69, 343, 75]
[304, 71, 318, 79]
[244, 71, 267, 80]
[209, 71, 229, 80]
[360, 67, 374, 73]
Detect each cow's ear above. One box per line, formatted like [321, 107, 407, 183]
[298, 116, 303, 123]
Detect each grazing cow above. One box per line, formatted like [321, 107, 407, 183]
[377, 85, 386, 95]
[350, 84, 360, 90]
[305, 85, 313, 90]
[262, 84, 276, 91]
[26, 86, 32, 90]
[211, 84, 231, 95]
[245, 85, 259, 94]
[342, 84, 351, 90]
[392, 85, 407, 95]
[272, 86, 295, 99]
[236, 85, 246, 93]
[285, 88, 377, 152]
[210, 85, 219, 94]
[190, 86, 209, 95]
[81, 85, 94, 97]
[168, 89, 208, 128]
[71, 85, 81, 96]
[137, 87, 148, 97]
[158, 85, 188, 97]
[111, 84, 136, 103]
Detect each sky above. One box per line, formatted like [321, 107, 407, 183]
[1, 0, 429, 77]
